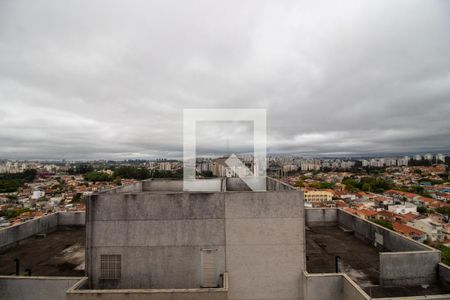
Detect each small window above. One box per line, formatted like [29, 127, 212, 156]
[100, 254, 121, 280]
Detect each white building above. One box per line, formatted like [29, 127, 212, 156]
[388, 204, 417, 215]
[31, 190, 45, 200]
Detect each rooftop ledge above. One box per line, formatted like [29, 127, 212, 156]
[95, 177, 297, 194]
[67, 273, 228, 298]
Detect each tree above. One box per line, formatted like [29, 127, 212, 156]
[436, 244, 450, 266]
[436, 207, 450, 223]
[83, 171, 113, 182]
[372, 219, 393, 230]
[417, 206, 429, 215]
[0, 169, 37, 193]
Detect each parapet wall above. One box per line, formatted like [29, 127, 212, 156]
[58, 212, 85, 226]
[67, 277, 228, 300]
[439, 263, 450, 290]
[105, 177, 296, 194]
[305, 208, 442, 288]
[337, 209, 430, 252]
[0, 211, 85, 252]
[303, 272, 370, 300]
[380, 251, 441, 286]
[0, 276, 81, 300]
[305, 208, 338, 226]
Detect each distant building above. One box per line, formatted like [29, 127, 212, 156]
[388, 204, 418, 215]
[31, 190, 45, 200]
[303, 190, 333, 205]
[212, 157, 253, 177]
[424, 153, 433, 160]
[408, 218, 444, 242]
[393, 222, 427, 242]
[158, 162, 172, 171]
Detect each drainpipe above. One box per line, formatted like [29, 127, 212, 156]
[14, 258, 19, 275]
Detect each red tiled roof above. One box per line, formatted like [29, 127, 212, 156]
[384, 190, 418, 199]
[400, 212, 419, 223]
[344, 208, 358, 215]
[358, 209, 377, 217]
[393, 222, 425, 237]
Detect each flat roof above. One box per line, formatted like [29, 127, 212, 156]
[306, 225, 450, 298]
[0, 227, 85, 277]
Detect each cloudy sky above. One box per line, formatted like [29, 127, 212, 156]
[1, 0, 449, 160]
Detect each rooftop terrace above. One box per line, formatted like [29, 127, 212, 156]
[0, 227, 85, 277]
[306, 225, 450, 298]
[305, 208, 450, 299]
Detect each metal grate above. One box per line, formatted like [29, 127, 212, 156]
[100, 254, 121, 280]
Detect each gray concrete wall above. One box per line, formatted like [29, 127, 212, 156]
[67, 289, 227, 300]
[58, 212, 85, 226]
[266, 177, 297, 191]
[337, 209, 430, 252]
[0, 276, 81, 300]
[113, 181, 143, 193]
[303, 273, 343, 300]
[303, 273, 369, 300]
[226, 178, 253, 191]
[226, 177, 296, 192]
[380, 251, 441, 286]
[0, 212, 86, 252]
[67, 277, 228, 300]
[439, 263, 450, 290]
[341, 274, 371, 300]
[0, 214, 58, 251]
[374, 295, 450, 300]
[305, 208, 338, 226]
[142, 179, 184, 192]
[225, 191, 304, 300]
[87, 185, 305, 299]
[87, 192, 226, 289]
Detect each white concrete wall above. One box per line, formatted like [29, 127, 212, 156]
[0, 276, 81, 300]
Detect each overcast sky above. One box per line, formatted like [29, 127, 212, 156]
[1, 0, 450, 160]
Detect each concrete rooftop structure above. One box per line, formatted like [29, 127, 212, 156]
[77, 177, 304, 300]
[2, 180, 450, 300]
[304, 208, 450, 300]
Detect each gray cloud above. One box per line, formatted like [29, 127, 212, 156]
[0, 0, 449, 160]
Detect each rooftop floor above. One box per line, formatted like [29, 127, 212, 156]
[306, 225, 450, 298]
[0, 227, 85, 277]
